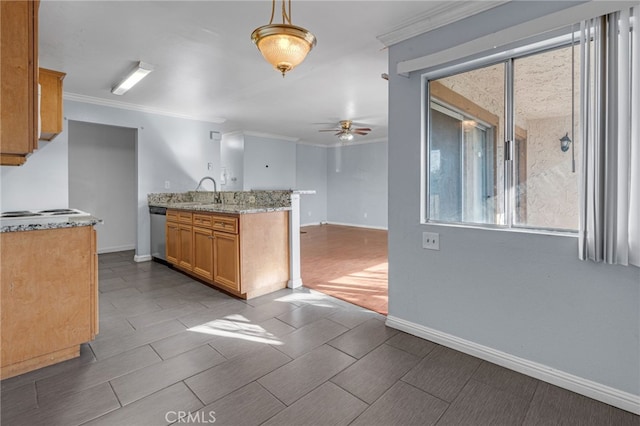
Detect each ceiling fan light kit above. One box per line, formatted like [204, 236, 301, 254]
[251, 0, 316, 77]
[319, 119, 372, 142]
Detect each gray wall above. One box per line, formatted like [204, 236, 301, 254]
[327, 141, 388, 229]
[220, 132, 244, 191]
[388, 0, 639, 400]
[244, 134, 296, 190]
[1, 99, 222, 259]
[296, 144, 328, 226]
[68, 121, 136, 253]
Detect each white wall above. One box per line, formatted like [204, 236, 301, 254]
[296, 144, 327, 226]
[327, 141, 388, 229]
[243, 134, 296, 190]
[1, 99, 222, 258]
[388, 0, 639, 410]
[220, 132, 244, 191]
[68, 121, 136, 253]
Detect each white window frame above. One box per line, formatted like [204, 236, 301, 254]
[420, 31, 581, 236]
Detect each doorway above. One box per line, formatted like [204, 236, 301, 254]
[68, 121, 136, 253]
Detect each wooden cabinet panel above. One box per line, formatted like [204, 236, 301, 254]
[192, 227, 214, 281]
[178, 211, 193, 224]
[166, 221, 180, 265]
[1, 0, 39, 165]
[39, 68, 66, 141]
[193, 213, 214, 228]
[1, 226, 97, 379]
[213, 231, 240, 292]
[212, 216, 238, 234]
[178, 224, 193, 270]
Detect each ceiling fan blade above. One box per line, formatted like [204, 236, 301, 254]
[319, 129, 339, 132]
[353, 131, 369, 135]
[354, 127, 372, 132]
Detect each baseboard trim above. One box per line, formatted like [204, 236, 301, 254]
[385, 315, 640, 415]
[133, 254, 152, 263]
[325, 221, 388, 231]
[97, 244, 136, 254]
[300, 222, 322, 228]
[287, 278, 303, 288]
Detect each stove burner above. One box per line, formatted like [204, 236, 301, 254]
[37, 209, 78, 214]
[2, 212, 44, 218]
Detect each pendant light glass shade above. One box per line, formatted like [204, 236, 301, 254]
[251, 0, 316, 77]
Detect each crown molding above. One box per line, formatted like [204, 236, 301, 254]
[63, 92, 226, 124]
[377, 1, 510, 47]
[222, 130, 300, 143]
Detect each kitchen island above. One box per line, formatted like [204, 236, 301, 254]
[148, 191, 291, 299]
[0, 213, 101, 379]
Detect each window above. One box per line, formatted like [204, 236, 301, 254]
[424, 39, 580, 232]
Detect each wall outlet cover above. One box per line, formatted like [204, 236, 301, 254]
[422, 232, 440, 250]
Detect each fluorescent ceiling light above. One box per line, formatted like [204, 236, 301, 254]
[111, 61, 153, 95]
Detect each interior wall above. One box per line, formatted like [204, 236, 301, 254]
[388, 0, 639, 406]
[0, 133, 69, 211]
[68, 121, 136, 253]
[0, 99, 222, 258]
[296, 144, 328, 226]
[243, 135, 296, 190]
[327, 141, 388, 229]
[220, 132, 244, 191]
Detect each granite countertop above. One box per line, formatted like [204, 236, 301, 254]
[0, 215, 103, 233]
[148, 190, 293, 214]
[149, 201, 291, 214]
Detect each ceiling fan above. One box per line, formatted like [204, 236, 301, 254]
[319, 120, 371, 142]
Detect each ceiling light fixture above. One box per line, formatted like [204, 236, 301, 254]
[338, 132, 354, 142]
[111, 61, 154, 95]
[251, 0, 316, 77]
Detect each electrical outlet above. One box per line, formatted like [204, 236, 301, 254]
[164, 181, 170, 189]
[422, 232, 440, 250]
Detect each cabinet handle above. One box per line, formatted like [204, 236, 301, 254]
[208, 236, 215, 239]
[215, 222, 224, 226]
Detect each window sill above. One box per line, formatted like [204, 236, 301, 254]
[422, 220, 579, 238]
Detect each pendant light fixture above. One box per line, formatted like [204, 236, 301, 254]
[251, 0, 316, 77]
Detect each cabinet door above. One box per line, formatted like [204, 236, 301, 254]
[39, 68, 65, 141]
[166, 221, 180, 265]
[178, 224, 193, 270]
[213, 232, 240, 292]
[192, 227, 214, 281]
[0, 0, 39, 165]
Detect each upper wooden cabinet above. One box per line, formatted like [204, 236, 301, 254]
[39, 68, 66, 141]
[0, 0, 40, 166]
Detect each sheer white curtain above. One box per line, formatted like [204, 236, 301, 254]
[579, 6, 639, 267]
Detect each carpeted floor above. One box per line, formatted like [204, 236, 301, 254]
[300, 224, 388, 315]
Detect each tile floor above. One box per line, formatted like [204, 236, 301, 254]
[1, 250, 638, 425]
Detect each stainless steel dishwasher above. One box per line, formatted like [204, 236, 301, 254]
[149, 205, 167, 263]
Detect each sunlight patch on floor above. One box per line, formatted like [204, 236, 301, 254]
[188, 317, 282, 345]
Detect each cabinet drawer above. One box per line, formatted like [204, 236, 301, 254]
[212, 216, 238, 234]
[193, 213, 213, 228]
[178, 211, 193, 224]
[166, 210, 179, 222]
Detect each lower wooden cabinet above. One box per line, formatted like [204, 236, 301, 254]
[165, 209, 289, 299]
[166, 221, 179, 264]
[213, 231, 240, 292]
[1, 225, 99, 379]
[178, 223, 193, 270]
[192, 226, 214, 281]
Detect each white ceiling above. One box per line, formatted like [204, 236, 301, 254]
[38, 1, 505, 146]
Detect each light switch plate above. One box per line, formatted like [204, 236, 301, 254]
[422, 232, 440, 250]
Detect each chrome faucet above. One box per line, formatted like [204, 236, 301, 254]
[195, 176, 217, 193]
